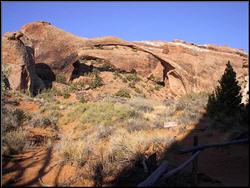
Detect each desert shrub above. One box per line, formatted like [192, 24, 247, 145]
[128, 82, 136, 88]
[128, 97, 154, 112]
[56, 136, 91, 166]
[176, 110, 201, 126]
[125, 73, 140, 83]
[36, 88, 55, 101]
[113, 71, 123, 80]
[173, 92, 208, 125]
[155, 84, 164, 91]
[2, 108, 27, 133]
[78, 95, 86, 103]
[89, 74, 103, 89]
[115, 89, 131, 98]
[62, 103, 88, 124]
[161, 93, 208, 126]
[67, 83, 78, 92]
[148, 74, 156, 81]
[134, 87, 142, 94]
[2, 64, 11, 94]
[56, 74, 67, 84]
[100, 62, 115, 70]
[123, 118, 151, 132]
[30, 115, 58, 130]
[176, 92, 208, 111]
[2, 128, 30, 155]
[79, 101, 138, 126]
[96, 125, 116, 139]
[84, 68, 103, 89]
[92, 68, 100, 75]
[63, 92, 71, 99]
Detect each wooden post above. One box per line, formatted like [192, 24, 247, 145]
[192, 136, 198, 186]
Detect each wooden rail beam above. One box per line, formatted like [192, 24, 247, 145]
[137, 161, 170, 187]
[179, 138, 249, 154]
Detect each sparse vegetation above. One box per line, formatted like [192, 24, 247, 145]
[128, 97, 154, 112]
[79, 101, 137, 126]
[126, 72, 140, 82]
[113, 70, 123, 80]
[78, 95, 86, 103]
[148, 74, 156, 82]
[133, 87, 142, 94]
[2, 107, 31, 155]
[56, 136, 90, 166]
[115, 89, 131, 98]
[155, 84, 164, 91]
[2, 108, 27, 133]
[56, 74, 67, 84]
[2, 128, 30, 155]
[89, 74, 103, 89]
[162, 92, 209, 126]
[30, 115, 58, 130]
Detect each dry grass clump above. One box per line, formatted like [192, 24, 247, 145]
[30, 114, 58, 130]
[56, 123, 175, 180]
[128, 97, 155, 113]
[2, 107, 27, 132]
[162, 92, 209, 126]
[2, 128, 31, 155]
[2, 108, 31, 155]
[55, 135, 92, 166]
[123, 118, 151, 132]
[106, 129, 175, 174]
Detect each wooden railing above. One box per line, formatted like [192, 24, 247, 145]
[137, 137, 249, 187]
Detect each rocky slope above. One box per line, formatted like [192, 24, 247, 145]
[2, 21, 248, 99]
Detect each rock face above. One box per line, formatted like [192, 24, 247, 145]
[2, 31, 45, 95]
[3, 21, 249, 100]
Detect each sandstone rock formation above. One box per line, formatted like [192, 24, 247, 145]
[2, 21, 249, 100]
[2, 31, 45, 96]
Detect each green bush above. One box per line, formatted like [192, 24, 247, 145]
[115, 89, 131, 98]
[79, 101, 137, 126]
[63, 92, 71, 99]
[113, 71, 123, 80]
[56, 74, 67, 84]
[89, 74, 103, 89]
[126, 73, 140, 82]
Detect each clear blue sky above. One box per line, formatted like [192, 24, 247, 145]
[2, 1, 249, 52]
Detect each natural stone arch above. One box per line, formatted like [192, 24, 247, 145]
[167, 70, 187, 95]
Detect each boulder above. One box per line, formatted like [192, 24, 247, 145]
[2, 32, 45, 96]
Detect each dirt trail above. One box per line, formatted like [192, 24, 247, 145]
[169, 128, 249, 186]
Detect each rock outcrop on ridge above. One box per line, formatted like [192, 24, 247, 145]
[2, 21, 248, 99]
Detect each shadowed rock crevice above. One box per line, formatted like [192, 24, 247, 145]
[35, 63, 56, 89]
[70, 60, 94, 80]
